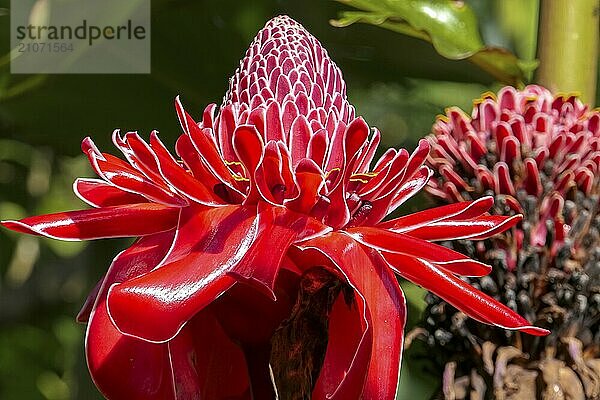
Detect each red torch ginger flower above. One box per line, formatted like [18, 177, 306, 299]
[1, 17, 548, 399]
[422, 85, 600, 398]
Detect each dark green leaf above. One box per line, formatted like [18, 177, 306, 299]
[332, 0, 533, 85]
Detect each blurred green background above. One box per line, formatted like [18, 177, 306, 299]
[0, 1, 598, 399]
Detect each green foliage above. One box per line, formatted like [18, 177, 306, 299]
[332, 0, 537, 85]
[349, 79, 490, 149]
[332, 0, 484, 59]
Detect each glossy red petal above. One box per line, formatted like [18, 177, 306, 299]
[494, 162, 516, 196]
[313, 290, 370, 400]
[1, 204, 179, 241]
[254, 141, 285, 205]
[285, 158, 324, 214]
[265, 101, 285, 143]
[174, 135, 246, 204]
[400, 139, 430, 184]
[76, 278, 103, 323]
[359, 150, 409, 199]
[228, 203, 320, 298]
[289, 115, 312, 166]
[323, 121, 368, 228]
[299, 232, 406, 400]
[366, 166, 432, 225]
[113, 131, 166, 185]
[277, 142, 298, 197]
[383, 252, 549, 336]
[88, 294, 175, 400]
[175, 134, 222, 188]
[74, 178, 148, 208]
[175, 97, 238, 187]
[233, 125, 264, 176]
[440, 164, 471, 191]
[106, 205, 257, 342]
[343, 117, 370, 167]
[500, 135, 521, 165]
[372, 148, 396, 172]
[233, 125, 265, 204]
[378, 196, 495, 231]
[323, 180, 350, 229]
[404, 214, 522, 241]
[167, 310, 251, 400]
[323, 123, 347, 177]
[149, 132, 225, 206]
[346, 227, 491, 277]
[82, 137, 187, 207]
[356, 128, 381, 173]
[216, 104, 238, 161]
[87, 232, 176, 400]
[307, 129, 329, 168]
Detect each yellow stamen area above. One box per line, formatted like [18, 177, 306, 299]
[224, 161, 249, 181]
[435, 114, 450, 123]
[472, 91, 497, 106]
[555, 91, 581, 100]
[232, 174, 250, 182]
[325, 168, 340, 180]
[443, 107, 454, 115]
[443, 106, 469, 119]
[350, 172, 378, 183]
[481, 91, 497, 100]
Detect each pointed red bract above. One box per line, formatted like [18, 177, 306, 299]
[1, 203, 178, 240]
[346, 227, 492, 277]
[74, 178, 148, 207]
[383, 252, 549, 336]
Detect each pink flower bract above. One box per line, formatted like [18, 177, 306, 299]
[1, 16, 548, 400]
[428, 85, 600, 264]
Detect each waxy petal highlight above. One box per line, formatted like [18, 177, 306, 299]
[1, 204, 178, 241]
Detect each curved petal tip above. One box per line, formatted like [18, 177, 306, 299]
[1, 220, 46, 237]
[226, 272, 278, 301]
[517, 326, 550, 337]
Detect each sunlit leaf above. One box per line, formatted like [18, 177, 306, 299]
[495, 0, 539, 63]
[332, 0, 484, 59]
[332, 0, 533, 85]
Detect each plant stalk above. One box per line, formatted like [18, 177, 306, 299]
[536, 0, 599, 105]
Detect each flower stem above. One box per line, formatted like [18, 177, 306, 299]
[536, 0, 599, 105]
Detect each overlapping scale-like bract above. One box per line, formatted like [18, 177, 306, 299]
[428, 85, 600, 252]
[421, 85, 600, 398]
[191, 16, 406, 230]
